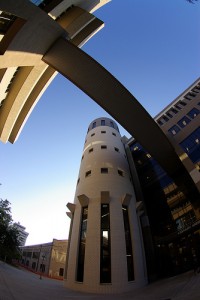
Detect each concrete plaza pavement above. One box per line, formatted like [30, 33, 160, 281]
[0, 261, 200, 300]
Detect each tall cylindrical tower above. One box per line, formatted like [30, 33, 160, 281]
[65, 117, 147, 293]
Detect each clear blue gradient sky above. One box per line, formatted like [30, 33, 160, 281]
[0, 0, 199, 245]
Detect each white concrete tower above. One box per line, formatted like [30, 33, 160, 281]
[65, 117, 147, 293]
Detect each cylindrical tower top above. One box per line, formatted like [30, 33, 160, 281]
[87, 117, 119, 133]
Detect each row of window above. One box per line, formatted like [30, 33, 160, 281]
[168, 107, 200, 136]
[90, 131, 116, 137]
[82, 146, 124, 160]
[157, 85, 200, 126]
[77, 168, 126, 184]
[88, 146, 120, 153]
[85, 168, 124, 177]
[92, 120, 115, 129]
[76, 204, 134, 283]
[85, 131, 117, 144]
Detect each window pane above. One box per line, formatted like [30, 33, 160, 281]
[179, 127, 200, 163]
[177, 116, 191, 128]
[85, 170, 91, 177]
[101, 168, 108, 174]
[168, 125, 180, 136]
[118, 169, 124, 176]
[110, 121, 114, 128]
[122, 205, 134, 281]
[187, 108, 200, 119]
[100, 204, 111, 283]
[76, 207, 88, 282]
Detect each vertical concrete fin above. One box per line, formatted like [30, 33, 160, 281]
[77, 194, 89, 206]
[101, 191, 110, 204]
[121, 193, 132, 206]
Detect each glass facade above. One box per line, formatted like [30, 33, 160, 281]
[76, 207, 88, 282]
[168, 125, 180, 136]
[100, 204, 111, 283]
[179, 127, 200, 164]
[129, 141, 200, 278]
[122, 205, 134, 281]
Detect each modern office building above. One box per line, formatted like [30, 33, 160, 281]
[13, 222, 29, 246]
[127, 78, 200, 279]
[20, 239, 68, 279]
[155, 77, 200, 192]
[65, 117, 147, 293]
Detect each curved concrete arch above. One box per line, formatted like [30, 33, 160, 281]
[42, 37, 199, 202]
[0, 1, 105, 142]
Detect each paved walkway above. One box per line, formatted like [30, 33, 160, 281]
[0, 261, 200, 300]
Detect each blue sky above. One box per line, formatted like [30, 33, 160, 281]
[0, 0, 199, 245]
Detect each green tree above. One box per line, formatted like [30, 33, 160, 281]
[0, 199, 20, 262]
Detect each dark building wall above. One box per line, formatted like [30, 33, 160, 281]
[127, 78, 200, 279]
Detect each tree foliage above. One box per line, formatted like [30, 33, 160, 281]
[0, 199, 20, 262]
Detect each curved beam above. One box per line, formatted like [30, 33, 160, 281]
[0, 1, 104, 142]
[42, 37, 199, 202]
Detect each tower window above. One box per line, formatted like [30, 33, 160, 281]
[85, 171, 91, 177]
[76, 206, 88, 282]
[118, 169, 124, 177]
[101, 168, 108, 174]
[114, 147, 119, 152]
[122, 205, 134, 281]
[89, 148, 93, 153]
[92, 122, 96, 129]
[91, 133, 95, 137]
[101, 131, 106, 134]
[100, 204, 111, 283]
[101, 120, 105, 126]
[112, 132, 116, 136]
[101, 145, 107, 149]
[110, 121, 114, 128]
